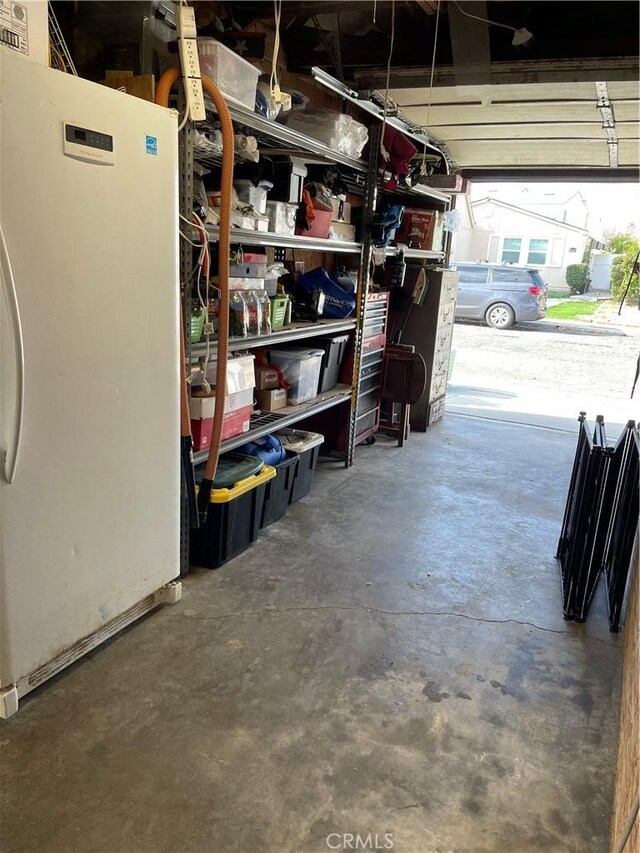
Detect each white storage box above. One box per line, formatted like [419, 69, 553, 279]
[235, 180, 269, 215]
[265, 201, 297, 236]
[190, 387, 253, 419]
[268, 348, 324, 405]
[197, 39, 260, 110]
[199, 353, 255, 393]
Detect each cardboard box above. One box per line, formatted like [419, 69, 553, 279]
[395, 209, 437, 250]
[296, 209, 331, 239]
[425, 174, 464, 191]
[191, 418, 213, 451]
[331, 221, 356, 242]
[255, 388, 287, 412]
[255, 366, 279, 390]
[189, 388, 254, 420]
[200, 354, 256, 394]
[101, 75, 155, 103]
[330, 197, 352, 223]
[190, 406, 252, 450]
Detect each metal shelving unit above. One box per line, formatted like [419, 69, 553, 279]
[379, 182, 451, 205]
[386, 247, 446, 261]
[192, 385, 352, 462]
[205, 225, 361, 255]
[203, 98, 368, 174]
[182, 84, 450, 482]
[179, 75, 454, 566]
[191, 318, 356, 361]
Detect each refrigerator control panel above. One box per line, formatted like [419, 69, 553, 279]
[63, 124, 115, 165]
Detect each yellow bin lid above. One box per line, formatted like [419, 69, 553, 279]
[208, 465, 276, 503]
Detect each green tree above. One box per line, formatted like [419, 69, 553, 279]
[611, 255, 640, 304]
[608, 232, 639, 255]
[607, 231, 640, 304]
[565, 263, 590, 294]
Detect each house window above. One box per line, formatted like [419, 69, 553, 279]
[527, 239, 549, 265]
[501, 238, 522, 264]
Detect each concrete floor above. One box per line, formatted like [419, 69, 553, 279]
[0, 414, 623, 853]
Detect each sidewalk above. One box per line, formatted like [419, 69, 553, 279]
[535, 318, 627, 336]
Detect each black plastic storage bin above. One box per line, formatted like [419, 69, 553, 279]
[260, 451, 299, 528]
[277, 429, 325, 503]
[316, 334, 350, 392]
[191, 466, 276, 568]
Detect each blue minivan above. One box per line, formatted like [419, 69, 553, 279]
[451, 263, 548, 329]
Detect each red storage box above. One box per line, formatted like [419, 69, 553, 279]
[192, 417, 213, 451]
[190, 391, 253, 450]
[296, 209, 332, 240]
[191, 408, 252, 450]
[395, 209, 437, 250]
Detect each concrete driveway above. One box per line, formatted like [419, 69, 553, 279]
[448, 316, 640, 438]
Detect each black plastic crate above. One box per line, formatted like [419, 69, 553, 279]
[315, 334, 350, 393]
[261, 451, 299, 528]
[290, 443, 322, 503]
[190, 468, 274, 569]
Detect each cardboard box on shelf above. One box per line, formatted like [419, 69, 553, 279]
[231, 213, 257, 230]
[424, 174, 467, 192]
[228, 261, 268, 278]
[190, 389, 254, 449]
[266, 201, 297, 236]
[255, 366, 280, 390]
[255, 388, 287, 412]
[101, 75, 155, 103]
[330, 221, 356, 242]
[190, 388, 253, 420]
[395, 209, 438, 250]
[190, 407, 252, 450]
[296, 208, 332, 239]
[432, 212, 445, 253]
[330, 197, 352, 223]
[191, 418, 213, 451]
[199, 354, 256, 394]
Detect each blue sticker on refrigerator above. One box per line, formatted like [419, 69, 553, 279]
[145, 135, 158, 155]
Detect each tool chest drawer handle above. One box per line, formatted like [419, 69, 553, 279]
[0, 226, 24, 485]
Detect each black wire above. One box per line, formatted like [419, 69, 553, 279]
[631, 350, 640, 399]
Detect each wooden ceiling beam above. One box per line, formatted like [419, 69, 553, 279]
[355, 57, 640, 88]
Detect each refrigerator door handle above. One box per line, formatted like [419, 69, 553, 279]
[0, 225, 25, 484]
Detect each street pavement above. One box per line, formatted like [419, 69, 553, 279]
[447, 313, 640, 438]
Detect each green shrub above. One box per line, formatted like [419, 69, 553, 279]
[565, 263, 590, 295]
[611, 255, 639, 304]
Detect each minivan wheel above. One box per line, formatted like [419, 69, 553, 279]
[485, 302, 515, 329]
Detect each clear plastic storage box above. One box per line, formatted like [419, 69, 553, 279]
[197, 39, 260, 110]
[268, 348, 324, 405]
[276, 429, 325, 502]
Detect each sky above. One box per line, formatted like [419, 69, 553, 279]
[469, 182, 640, 239]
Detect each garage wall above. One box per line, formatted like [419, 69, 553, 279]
[609, 542, 639, 853]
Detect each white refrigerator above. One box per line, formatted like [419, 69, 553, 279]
[0, 50, 181, 717]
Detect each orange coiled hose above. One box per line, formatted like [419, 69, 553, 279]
[155, 68, 234, 513]
[155, 67, 180, 112]
[199, 74, 233, 494]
